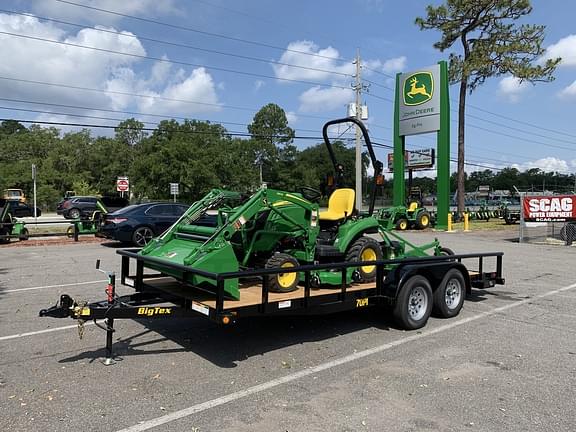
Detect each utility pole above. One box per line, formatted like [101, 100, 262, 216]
[352, 49, 366, 212]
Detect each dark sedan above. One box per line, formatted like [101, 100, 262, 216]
[98, 202, 190, 246]
[1, 200, 42, 217]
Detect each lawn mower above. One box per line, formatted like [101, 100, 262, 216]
[0, 199, 29, 243]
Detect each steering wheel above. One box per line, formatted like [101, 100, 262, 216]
[300, 186, 322, 202]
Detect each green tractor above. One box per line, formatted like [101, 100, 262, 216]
[138, 118, 444, 300]
[377, 187, 431, 231]
[0, 199, 29, 243]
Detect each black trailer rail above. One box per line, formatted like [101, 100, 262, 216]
[40, 250, 504, 364]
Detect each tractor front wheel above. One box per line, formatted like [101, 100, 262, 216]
[266, 253, 300, 293]
[345, 237, 383, 282]
[396, 218, 408, 231]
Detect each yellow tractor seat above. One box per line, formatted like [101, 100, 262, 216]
[407, 201, 418, 212]
[319, 188, 355, 221]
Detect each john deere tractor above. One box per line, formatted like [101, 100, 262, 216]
[0, 199, 29, 243]
[137, 118, 443, 299]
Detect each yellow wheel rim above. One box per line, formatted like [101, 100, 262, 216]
[399, 220, 407, 230]
[360, 248, 377, 274]
[421, 215, 429, 227]
[278, 262, 297, 288]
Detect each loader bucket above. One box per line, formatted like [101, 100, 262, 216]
[142, 238, 241, 300]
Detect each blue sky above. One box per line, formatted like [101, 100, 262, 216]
[1, 0, 575, 177]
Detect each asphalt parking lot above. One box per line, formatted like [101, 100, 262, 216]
[1, 230, 575, 432]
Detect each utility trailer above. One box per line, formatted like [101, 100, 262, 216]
[40, 248, 504, 364]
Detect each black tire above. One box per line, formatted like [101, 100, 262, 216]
[435, 247, 454, 256]
[66, 225, 75, 238]
[345, 236, 383, 282]
[68, 208, 81, 219]
[415, 211, 431, 230]
[396, 217, 408, 231]
[19, 228, 29, 241]
[132, 226, 155, 247]
[393, 275, 433, 330]
[433, 269, 466, 318]
[265, 253, 300, 293]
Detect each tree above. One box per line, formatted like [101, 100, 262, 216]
[247, 103, 295, 184]
[115, 118, 146, 146]
[416, 0, 560, 212]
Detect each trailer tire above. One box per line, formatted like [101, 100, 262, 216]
[415, 211, 430, 230]
[393, 275, 433, 330]
[266, 253, 300, 293]
[345, 237, 383, 282]
[433, 269, 465, 318]
[396, 218, 408, 231]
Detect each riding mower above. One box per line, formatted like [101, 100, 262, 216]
[0, 199, 29, 243]
[66, 199, 108, 238]
[377, 187, 431, 231]
[138, 118, 445, 300]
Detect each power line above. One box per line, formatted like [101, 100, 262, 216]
[0, 30, 350, 90]
[1, 9, 352, 80]
[52, 0, 351, 64]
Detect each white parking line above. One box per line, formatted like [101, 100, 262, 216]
[3, 279, 106, 294]
[116, 281, 576, 432]
[0, 322, 96, 342]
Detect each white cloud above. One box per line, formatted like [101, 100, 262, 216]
[31, 0, 179, 25]
[272, 40, 352, 82]
[558, 80, 576, 99]
[285, 111, 298, 125]
[0, 13, 222, 120]
[381, 56, 407, 74]
[135, 67, 221, 115]
[512, 157, 571, 173]
[298, 86, 354, 113]
[498, 76, 530, 102]
[254, 80, 265, 91]
[543, 34, 576, 67]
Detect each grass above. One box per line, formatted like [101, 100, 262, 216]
[447, 218, 518, 232]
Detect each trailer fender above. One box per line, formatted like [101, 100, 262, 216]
[383, 262, 471, 301]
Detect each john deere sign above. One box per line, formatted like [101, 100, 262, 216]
[399, 65, 440, 136]
[393, 61, 449, 229]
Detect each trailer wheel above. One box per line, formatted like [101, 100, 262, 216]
[415, 211, 430, 230]
[346, 237, 383, 282]
[393, 275, 432, 330]
[396, 218, 408, 231]
[433, 269, 465, 318]
[266, 253, 299, 293]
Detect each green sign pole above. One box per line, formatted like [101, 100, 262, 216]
[435, 60, 450, 230]
[393, 72, 405, 206]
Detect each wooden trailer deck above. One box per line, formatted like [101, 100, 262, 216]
[139, 276, 377, 310]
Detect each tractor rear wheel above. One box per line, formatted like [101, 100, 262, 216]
[415, 211, 430, 230]
[266, 253, 300, 293]
[345, 237, 383, 282]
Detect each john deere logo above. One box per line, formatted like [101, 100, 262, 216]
[403, 72, 433, 106]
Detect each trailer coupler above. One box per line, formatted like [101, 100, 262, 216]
[39, 294, 76, 318]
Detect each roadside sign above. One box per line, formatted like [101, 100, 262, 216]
[170, 183, 179, 202]
[117, 176, 129, 192]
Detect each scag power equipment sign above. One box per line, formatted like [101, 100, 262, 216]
[523, 195, 576, 222]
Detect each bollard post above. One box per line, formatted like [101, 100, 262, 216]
[447, 213, 453, 232]
[464, 212, 470, 232]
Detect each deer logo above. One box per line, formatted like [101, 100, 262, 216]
[403, 72, 434, 106]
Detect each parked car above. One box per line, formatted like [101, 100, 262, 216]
[3, 188, 26, 202]
[98, 202, 191, 246]
[0, 199, 41, 217]
[57, 195, 129, 219]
